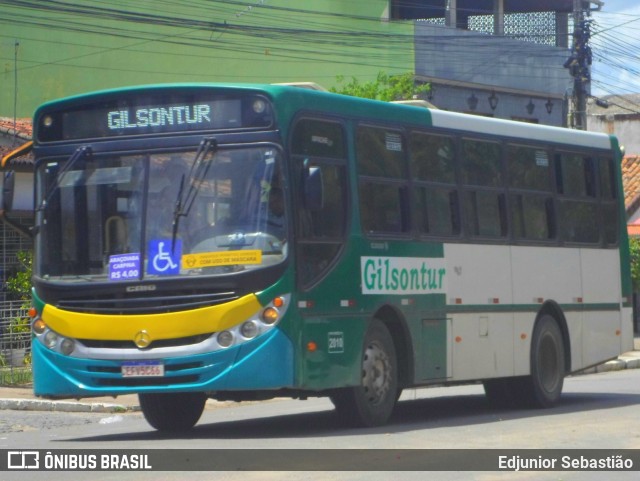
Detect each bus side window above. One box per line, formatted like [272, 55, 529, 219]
[414, 186, 460, 236]
[359, 182, 408, 233]
[460, 138, 506, 239]
[510, 193, 553, 241]
[464, 190, 507, 238]
[555, 152, 596, 197]
[507, 144, 554, 243]
[600, 156, 618, 245]
[555, 151, 600, 244]
[409, 131, 458, 237]
[356, 125, 409, 235]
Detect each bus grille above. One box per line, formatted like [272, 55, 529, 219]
[55, 291, 239, 314]
[80, 333, 213, 350]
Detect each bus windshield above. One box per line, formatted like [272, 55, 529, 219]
[35, 144, 287, 281]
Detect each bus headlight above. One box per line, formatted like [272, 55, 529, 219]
[240, 320, 258, 339]
[209, 294, 289, 351]
[217, 331, 234, 348]
[60, 338, 75, 355]
[43, 331, 59, 349]
[35, 323, 77, 356]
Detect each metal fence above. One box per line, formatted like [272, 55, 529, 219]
[1, 214, 34, 385]
[0, 300, 31, 367]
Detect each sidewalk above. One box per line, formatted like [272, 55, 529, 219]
[0, 387, 141, 413]
[1, 338, 639, 413]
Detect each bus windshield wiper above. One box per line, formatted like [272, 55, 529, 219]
[171, 137, 217, 252]
[38, 145, 92, 212]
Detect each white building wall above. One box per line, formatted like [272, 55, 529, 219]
[588, 116, 640, 156]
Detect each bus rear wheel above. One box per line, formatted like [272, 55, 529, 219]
[519, 315, 566, 408]
[483, 315, 565, 409]
[139, 392, 207, 431]
[330, 319, 398, 427]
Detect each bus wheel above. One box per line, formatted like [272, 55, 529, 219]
[520, 315, 566, 408]
[330, 319, 398, 427]
[139, 392, 207, 431]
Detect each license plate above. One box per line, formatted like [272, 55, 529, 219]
[121, 360, 165, 378]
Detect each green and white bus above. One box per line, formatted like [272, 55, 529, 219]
[1, 83, 633, 431]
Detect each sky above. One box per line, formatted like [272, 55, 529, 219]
[590, 0, 640, 97]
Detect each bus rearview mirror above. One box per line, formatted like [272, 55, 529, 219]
[1, 170, 15, 213]
[303, 166, 323, 211]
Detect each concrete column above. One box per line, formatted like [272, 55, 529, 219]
[493, 0, 504, 36]
[556, 13, 569, 48]
[445, 0, 457, 28]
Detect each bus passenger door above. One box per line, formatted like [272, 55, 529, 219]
[290, 117, 352, 389]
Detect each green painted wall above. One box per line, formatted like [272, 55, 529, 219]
[0, 1, 414, 118]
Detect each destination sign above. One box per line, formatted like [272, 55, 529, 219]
[36, 89, 273, 142]
[107, 104, 213, 130]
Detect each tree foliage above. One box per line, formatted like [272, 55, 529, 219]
[5, 250, 32, 301]
[4, 250, 32, 342]
[330, 72, 430, 102]
[629, 237, 640, 291]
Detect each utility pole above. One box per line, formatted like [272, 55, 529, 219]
[565, 1, 601, 130]
[13, 40, 19, 145]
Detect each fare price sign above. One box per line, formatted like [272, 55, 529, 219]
[109, 253, 141, 281]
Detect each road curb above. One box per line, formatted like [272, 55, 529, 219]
[579, 355, 640, 374]
[0, 398, 139, 413]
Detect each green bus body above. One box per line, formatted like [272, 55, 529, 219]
[18, 83, 632, 430]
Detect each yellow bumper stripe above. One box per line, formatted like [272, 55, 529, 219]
[42, 293, 262, 341]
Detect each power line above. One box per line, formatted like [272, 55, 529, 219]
[1, 0, 638, 113]
[0, 4, 570, 85]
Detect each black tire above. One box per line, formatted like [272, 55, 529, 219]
[519, 314, 566, 408]
[139, 392, 207, 432]
[330, 319, 398, 427]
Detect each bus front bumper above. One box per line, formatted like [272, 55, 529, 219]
[32, 328, 294, 398]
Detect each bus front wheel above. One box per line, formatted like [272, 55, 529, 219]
[330, 319, 398, 427]
[139, 392, 207, 431]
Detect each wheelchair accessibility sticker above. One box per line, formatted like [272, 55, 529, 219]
[147, 239, 182, 275]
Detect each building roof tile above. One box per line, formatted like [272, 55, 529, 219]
[0, 117, 32, 139]
[0, 117, 33, 167]
[622, 155, 640, 213]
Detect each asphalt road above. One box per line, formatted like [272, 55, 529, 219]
[1, 369, 639, 481]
